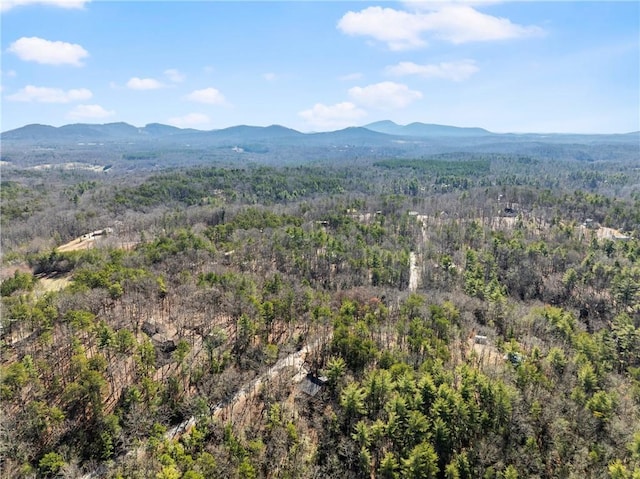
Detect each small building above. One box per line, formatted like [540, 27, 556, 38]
[299, 373, 328, 397]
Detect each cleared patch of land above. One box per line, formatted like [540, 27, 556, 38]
[36, 275, 72, 294]
[56, 236, 97, 252]
[56, 228, 113, 252]
[31, 162, 106, 172]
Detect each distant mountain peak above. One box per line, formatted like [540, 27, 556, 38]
[364, 121, 492, 137]
[366, 120, 400, 127]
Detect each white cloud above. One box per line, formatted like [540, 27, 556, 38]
[126, 77, 165, 90]
[348, 81, 422, 110]
[7, 37, 89, 66]
[339, 72, 363, 81]
[404, 0, 502, 11]
[164, 69, 185, 83]
[299, 102, 367, 131]
[67, 104, 115, 120]
[1, 0, 89, 12]
[338, 7, 429, 50]
[337, 4, 543, 50]
[386, 59, 479, 81]
[167, 113, 211, 128]
[263, 72, 277, 81]
[186, 87, 227, 105]
[425, 4, 543, 44]
[7, 85, 92, 103]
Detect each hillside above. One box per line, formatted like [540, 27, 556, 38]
[1, 134, 639, 479]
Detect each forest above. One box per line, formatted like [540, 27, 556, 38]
[1, 140, 640, 478]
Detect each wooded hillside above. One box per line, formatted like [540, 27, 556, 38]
[1, 151, 639, 478]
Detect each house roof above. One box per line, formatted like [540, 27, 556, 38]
[299, 374, 328, 397]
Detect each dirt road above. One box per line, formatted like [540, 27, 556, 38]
[409, 251, 419, 292]
[166, 335, 329, 439]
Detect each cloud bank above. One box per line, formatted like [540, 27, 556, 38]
[8, 37, 89, 66]
[338, 5, 543, 50]
[386, 59, 479, 81]
[299, 102, 367, 131]
[1, 0, 89, 12]
[126, 77, 165, 90]
[7, 85, 92, 103]
[186, 87, 227, 105]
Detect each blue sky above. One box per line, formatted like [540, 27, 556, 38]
[1, 1, 638, 133]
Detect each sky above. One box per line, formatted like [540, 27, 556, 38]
[1, 0, 638, 134]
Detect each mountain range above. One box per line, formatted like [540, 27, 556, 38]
[2, 121, 637, 172]
[5, 120, 636, 147]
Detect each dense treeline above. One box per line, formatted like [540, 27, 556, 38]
[2, 151, 640, 252]
[1, 151, 639, 478]
[373, 157, 491, 175]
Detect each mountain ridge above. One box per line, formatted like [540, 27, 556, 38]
[0, 120, 640, 141]
[363, 120, 493, 137]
